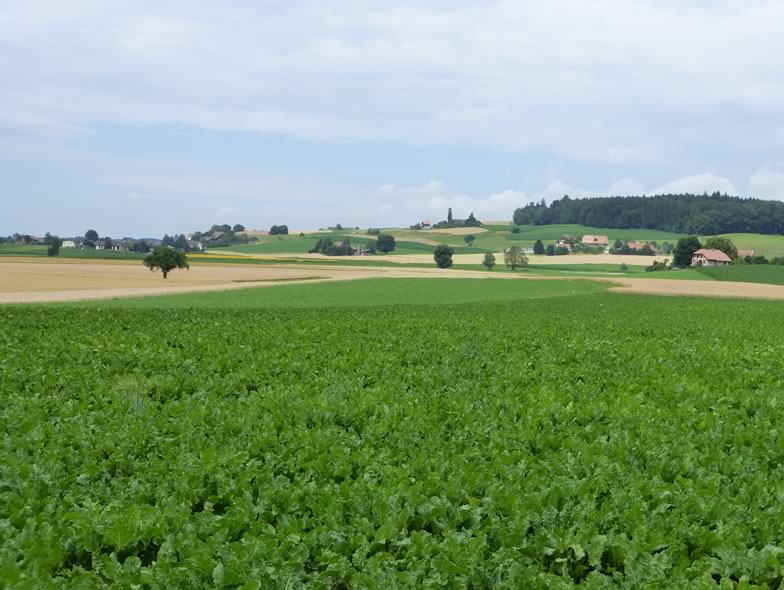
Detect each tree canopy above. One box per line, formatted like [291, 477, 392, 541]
[672, 236, 702, 267]
[376, 234, 396, 254]
[513, 194, 784, 235]
[504, 246, 528, 270]
[433, 244, 454, 268]
[704, 236, 738, 260]
[143, 247, 190, 279]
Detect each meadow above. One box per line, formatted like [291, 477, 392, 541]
[3, 291, 784, 588]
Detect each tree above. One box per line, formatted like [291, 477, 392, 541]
[464, 234, 476, 246]
[232, 224, 245, 233]
[504, 246, 528, 270]
[175, 234, 189, 251]
[672, 236, 702, 267]
[162, 234, 175, 247]
[132, 239, 151, 253]
[143, 246, 190, 279]
[270, 225, 289, 235]
[510, 225, 521, 234]
[545, 244, 556, 256]
[376, 234, 396, 254]
[434, 244, 454, 268]
[614, 238, 623, 249]
[84, 229, 98, 248]
[533, 239, 545, 255]
[704, 236, 738, 261]
[464, 212, 481, 227]
[103, 237, 113, 251]
[482, 252, 496, 270]
[335, 223, 343, 230]
[47, 237, 60, 257]
[447, 208, 453, 224]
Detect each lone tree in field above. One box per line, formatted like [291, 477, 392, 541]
[533, 239, 545, 255]
[434, 244, 454, 268]
[464, 234, 476, 246]
[504, 246, 528, 270]
[376, 233, 396, 254]
[482, 252, 496, 270]
[672, 236, 702, 267]
[545, 243, 556, 256]
[143, 246, 190, 279]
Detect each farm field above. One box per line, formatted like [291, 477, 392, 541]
[67, 277, 609, 309]
[3, 294, 784, 587]
[698, 264, 784, 286]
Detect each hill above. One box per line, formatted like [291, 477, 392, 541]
[513, 193, 784, 235]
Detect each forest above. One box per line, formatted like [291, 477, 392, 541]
[512, 193, 784, 235]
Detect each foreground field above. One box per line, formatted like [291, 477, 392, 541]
[3, 294, 784, 587]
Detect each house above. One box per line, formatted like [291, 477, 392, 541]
[420, 220, 433, 229]
[62, 239, 78, 248]
[738, 249, 754, 259]
[581, 235, 609, 246]
[627, 241, 656, 253]
[691, 249, 732, 267]
[556, 240, 572, 250]
[187, 240, 204, 251]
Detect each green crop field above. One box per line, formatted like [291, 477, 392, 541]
[64, 278, 609, 309]
[3, 293, 784, 588]
[698, 264, 784, 286]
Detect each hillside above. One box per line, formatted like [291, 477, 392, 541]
[513, 194, 784, 235]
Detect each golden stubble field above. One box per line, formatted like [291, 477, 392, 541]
[2, 257, 784, 303]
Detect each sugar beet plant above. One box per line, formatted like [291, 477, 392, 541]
[2, 295, 784, 588]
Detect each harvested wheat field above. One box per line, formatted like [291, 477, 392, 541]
[2, 258, 783, 304]
[0, 259, 524, 304]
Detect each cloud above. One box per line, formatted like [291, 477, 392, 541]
[2, 0, 784, 166]
[651, 173, 737, 196]
[376, 181, 527, 222]
[749, 166, 784, 199]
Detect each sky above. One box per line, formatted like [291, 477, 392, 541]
[2, 0, 784, 237]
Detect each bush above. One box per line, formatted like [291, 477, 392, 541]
[270, 225, 289, 235]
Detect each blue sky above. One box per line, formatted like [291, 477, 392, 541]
[2, 0, 784, 237]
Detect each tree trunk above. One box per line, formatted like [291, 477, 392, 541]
[163, 271, 168, 279]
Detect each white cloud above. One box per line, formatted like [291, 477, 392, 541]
[651, 173, 737, 196]
[2, 0, 784, 165]
[375, 181, 526, 222]
[749, 166, 784, 199]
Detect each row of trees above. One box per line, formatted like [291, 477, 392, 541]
[432, 245, 529, 270]
[309, 234, 397, 256]
[513, 194, 784, 235]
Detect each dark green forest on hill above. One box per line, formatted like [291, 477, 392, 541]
[513, 193, 784, 235]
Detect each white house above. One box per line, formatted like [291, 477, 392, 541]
[62, 240, 77, 248]
[691, 249, 731, 267]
